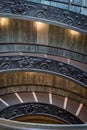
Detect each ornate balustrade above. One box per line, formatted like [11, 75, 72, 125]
[0, 55, 87, 87]
[0, 103, 83, 124]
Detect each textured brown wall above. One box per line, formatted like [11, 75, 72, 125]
[0, 72, 87, 105]
[0, 18, 87, 54]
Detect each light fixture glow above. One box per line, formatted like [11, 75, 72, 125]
[1, 18, 6, 22]
[70, 30, 79, 35]
[36, 21, 47, 31]
[0, 17, 9, 26]
[37, 22, 42, 25]
[36, 21, 43, 27]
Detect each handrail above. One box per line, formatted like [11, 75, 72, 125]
[0, 118, 87, 130]
[27, 0, 87, 15]
[0, 44, 87, 64]
[29, 0, 87, 8]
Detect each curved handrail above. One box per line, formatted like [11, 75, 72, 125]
[0, 118, 87, 130]
[28, 0, 87, 15]
[0, 0, 87, 34]
[0, 55, 87, 87]
[0, 44, 87, 64]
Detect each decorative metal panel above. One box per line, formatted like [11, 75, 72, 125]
[0, 102, 83, 124]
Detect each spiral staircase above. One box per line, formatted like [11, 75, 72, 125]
[0, 0, 87, 130]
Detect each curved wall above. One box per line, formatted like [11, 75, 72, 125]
[0, 18, 87, 54]
[0, 1, 87, 129]
[0, 72, 87, 104]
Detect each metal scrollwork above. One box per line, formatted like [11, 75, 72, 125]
[0, 56, 87, 87]
[0, 0, 87, 34]
[11, 3, 28, 14]
[0, 102, 83, 124]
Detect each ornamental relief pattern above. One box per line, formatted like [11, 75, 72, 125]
[0, 56, 87, 86]
[0, 102, 83, 124]
[0, 0, 87, 33]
